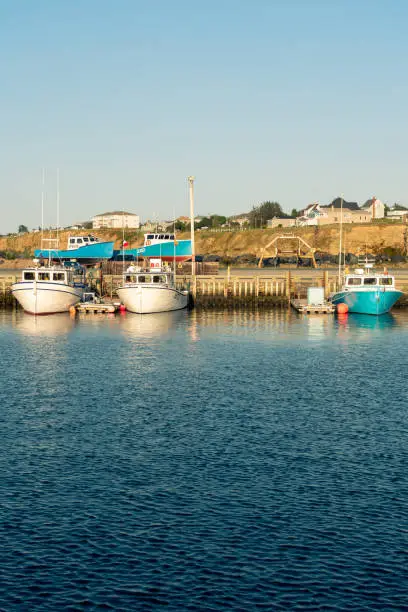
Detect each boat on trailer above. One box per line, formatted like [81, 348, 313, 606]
[11, 262, 87, 315]
[330, 262, 403, 315]
[34, 235, 114, 265]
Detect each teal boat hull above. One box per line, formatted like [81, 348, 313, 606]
[113, 240, 192, 262]
[34, 241, 115, 264]
[331, 289, 403, 315]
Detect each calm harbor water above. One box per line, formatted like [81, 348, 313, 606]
[1, 308, 408, 611]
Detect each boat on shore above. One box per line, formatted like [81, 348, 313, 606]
[330, 264, 403, 315]
[11, 262, 87, 315]
[35, 235, 114, 265]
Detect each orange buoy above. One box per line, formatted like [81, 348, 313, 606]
[69, 305, 76, 316]
[337, 303, 349, 314]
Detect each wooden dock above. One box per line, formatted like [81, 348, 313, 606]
[2, 270, 408, 310]
[76, 302, 117, 314]
[291, 299, 335, 314]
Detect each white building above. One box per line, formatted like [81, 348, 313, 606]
[92, 211, 140, 229]
[361, 197, 385, 219]
[387, 208, 408, 220]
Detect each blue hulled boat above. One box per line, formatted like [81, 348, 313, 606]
[35, 235, 114, 265]
[113, 239, 192, 262]
[330, 265, 403, 315]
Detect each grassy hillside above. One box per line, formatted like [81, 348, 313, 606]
[1, 223, 407, 263]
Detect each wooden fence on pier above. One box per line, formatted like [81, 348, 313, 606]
[3, 271, 408, 308]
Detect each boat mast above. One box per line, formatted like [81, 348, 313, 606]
[188, 176, 196, 276]
[122, 210, 125, 276]
[173, 209, 176, 286]
[338, 194, 343, 285]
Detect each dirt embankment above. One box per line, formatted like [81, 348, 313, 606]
[0, 223, 407, 268]
[193, 223, 408, 258]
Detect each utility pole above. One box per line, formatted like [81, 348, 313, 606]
[188, 176, 196, 276]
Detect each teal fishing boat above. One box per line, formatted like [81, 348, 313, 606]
[331, 264, 403, 315]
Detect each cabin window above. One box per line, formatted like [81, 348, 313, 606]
[24, 272, 35, 281]
[83, 237, 89, 243]
[164, 234, 169, 240]
[347, 278, 362, 286]
[153, 275, 163, 283]
[77, 238, 83, 244]
[38, 272, 50, 281]
[53, 272, 65, 282]
[364, 277, 377, 285]
[380, 277, 393, 285]
[147, 234, 154, 239]
[170, 234, 174, 240]
[138, 275, 152, 283]
[69, 238, 76, 244]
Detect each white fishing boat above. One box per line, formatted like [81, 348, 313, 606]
[117, 268, 188, 314]
[11, 263, 87, 315]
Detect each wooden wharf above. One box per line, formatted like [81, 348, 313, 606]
[2, 270, 408, 309]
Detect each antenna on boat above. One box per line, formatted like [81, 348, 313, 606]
[41, 168, 45, 245]
[56, 168, 60, 246]
[338, 194, 343, 285]
[188, 176, 196, 277]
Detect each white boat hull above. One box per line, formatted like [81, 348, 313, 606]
[11, 281, 84, 315]
[117, 285, 188, 314]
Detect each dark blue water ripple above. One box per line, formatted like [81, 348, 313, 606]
[1, 309, 408, 611]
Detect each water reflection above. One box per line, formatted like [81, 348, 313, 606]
[11, 312, 76, 336]
[2, 307, 408, 346]
[118, 309, 188, 340]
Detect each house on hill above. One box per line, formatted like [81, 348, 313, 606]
[92, 211, 140, 229]
[298, 198, 371, 226]
[361, 196, 385, 219]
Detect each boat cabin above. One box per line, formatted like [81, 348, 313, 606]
[124, 273, 170, 285]
[68, 235, 99, 250]
[21, 263, 85, 286]
[345, 273, 395, 289]
[144, 233, 175, 246]
[22, 268, 72, 283]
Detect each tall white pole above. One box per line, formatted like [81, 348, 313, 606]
[338, 194, 343, 285]
[188, 176, 196, 276]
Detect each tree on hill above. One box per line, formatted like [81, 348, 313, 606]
[248, 201, 286, 227]
[196, 217, 212, 228]
[18, 224, 28, 233]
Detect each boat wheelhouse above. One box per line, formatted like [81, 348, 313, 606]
[11, 264, 87, 315]
[331, 265, 403, 315]
[144, 233, 175, 247]
[67, 235, 100, 250]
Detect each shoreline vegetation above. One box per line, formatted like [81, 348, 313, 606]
[1, 222, 408, 269]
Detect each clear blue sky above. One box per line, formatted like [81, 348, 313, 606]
[1, 0, 407, 232]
